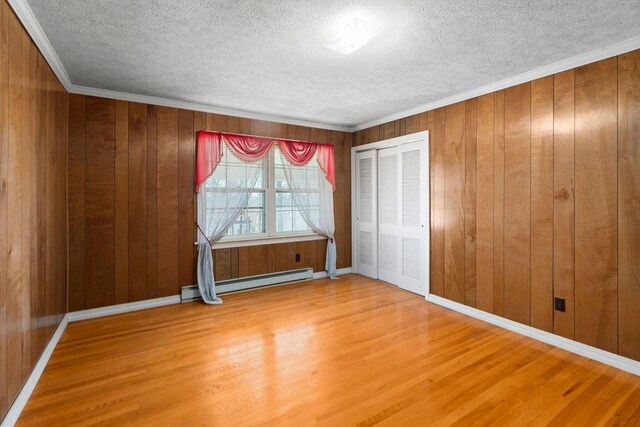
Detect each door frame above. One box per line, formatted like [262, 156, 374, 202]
[351, 130, 430, 297]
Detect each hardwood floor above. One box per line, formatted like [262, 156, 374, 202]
[18, 275, 640, 426]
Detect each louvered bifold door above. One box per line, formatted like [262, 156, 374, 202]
[355, 150, 378, 278]
[399, 141, 428, 295]
[378, 146, 401, 286]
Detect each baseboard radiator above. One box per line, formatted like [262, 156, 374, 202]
[181, 268, 314, 303]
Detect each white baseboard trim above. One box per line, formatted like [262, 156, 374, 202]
[427, 294, 640, 376]
[67, 295, 182, 322]
[1, 315, 69, 427]
[312, 267, 352, 279]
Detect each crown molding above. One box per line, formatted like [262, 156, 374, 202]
[352, 34, 640, 131]
[69, 85, 353, 132]
[8, 0, 72, 91]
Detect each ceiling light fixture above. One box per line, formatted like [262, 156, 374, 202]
[324, 17, 381, 55]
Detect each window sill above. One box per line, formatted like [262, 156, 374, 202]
[212, 233, 326, 249]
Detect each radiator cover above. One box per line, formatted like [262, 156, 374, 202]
[181, 268, 314, 302]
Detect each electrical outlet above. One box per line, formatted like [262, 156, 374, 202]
[554, 297, 566, 312]
[295, 253, 301, 262]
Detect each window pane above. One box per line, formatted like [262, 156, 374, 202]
[276, 191, 293, 208]
[206, 190, 265, 236]
[276, 210, 292, 233]
[206, 144, 265, 189]
[292, 211, 308, 231]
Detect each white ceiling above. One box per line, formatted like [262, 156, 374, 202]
[25, 0, 640, 128]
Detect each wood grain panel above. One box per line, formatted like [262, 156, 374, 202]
[6, 7, 24, 400]
[443, 102, 466, 303]
[475, 93, 494, 312]
[67, 94, 85, 311]
[0, 0, 68, 418]
[34, 35, 48, 357]
[230, 247, 239, 279]
[530, 76, 554, 332]
[114, 100, 129, 304]
[276, 243, 288, 272]
[249, 245, 270, 276]
[85, 97, 115, 309]
[342, 132, 352, 269]
[504, 83, 531, 325]
[128, 102, 147, 301]
[553, 70, 575, 339]
[464, 99, 477, 307]
[214, 249, 231, 281]
[20, 24, 32, 377]
[146, 105, 157, 299]
[178, 109, 195, 287]
[431, 108, 446, 297]
[493, 90, 505, 316]
[156, 107, 180, 297]
[0, 2, 8, 412]
[574, 58, 618, 353]
[238, 247, 250, 277]
[617, 50, 640, 360]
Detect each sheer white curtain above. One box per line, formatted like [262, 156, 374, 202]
[197, 148, 263, 304]
[278, 151, 337, 278]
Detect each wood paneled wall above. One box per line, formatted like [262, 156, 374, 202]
[0, 0, 68, 419]
[68, 98, 352, 311]
[354, 50, 640, 361]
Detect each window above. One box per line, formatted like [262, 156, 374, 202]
[205, 144, 317, 242]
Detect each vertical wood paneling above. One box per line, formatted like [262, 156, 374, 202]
[475, 93, 494, 312]
[25, 37, 38, 368]
[493, 90, 505, 316]
[238, 247, 250, 277]
[464, 99, 477, 307]
[114, 100, 128, 304]
[35, 39, 48, 356]
[553, 70, 575, 339]
[504, 83, 531, 325]
[85, 97, 115, 309]
[343, 132, 352, 269]
[443, 102, 465, 303]
[214, 249, 231, 281]
[229, 247, 239, 278]
[156, 107, 179, 297]
[530, 76, 554, 332]
[6, 7, 23, 400]
[574, 58, 618, 353]
[0, 0, 68, 418]
[20, 25, 32, 376]
[128, 102, 147, 301]
[68, 94, 85, 311]
[146, 105, 157, 299]
[431, 108, 446, 297]
[427, 110, 435, 292]
[0, 2, 7, 412]
[618, 50, 640, 360]
[333, 131, 346, 269]
[178, 110, 195, 287]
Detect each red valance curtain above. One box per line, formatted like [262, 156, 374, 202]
[195, 130, 336, 191]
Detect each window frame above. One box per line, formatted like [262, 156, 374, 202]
[209, 146, 322, 248]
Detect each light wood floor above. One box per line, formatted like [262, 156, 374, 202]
[19, 275, 640, 426]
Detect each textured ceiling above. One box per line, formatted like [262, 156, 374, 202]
[27, 0, 640, 127]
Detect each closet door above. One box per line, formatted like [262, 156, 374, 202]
[378, 146, 401, 285]
[355, 150, 378, 278]
[379, 141, 428, 295]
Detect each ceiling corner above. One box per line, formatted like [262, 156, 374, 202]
[8, 0, 73, 90]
